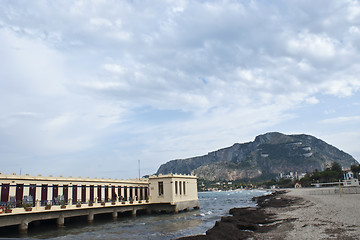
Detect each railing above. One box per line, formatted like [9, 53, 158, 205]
[309, 186, 360, 195]
[0, 197, 151, 215]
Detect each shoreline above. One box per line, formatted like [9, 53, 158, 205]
[177, 190, 295, 240]
[260, 188, 360, 239]
[178, 188, 360, 239]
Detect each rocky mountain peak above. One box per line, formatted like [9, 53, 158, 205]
[156, 132, 358, 181]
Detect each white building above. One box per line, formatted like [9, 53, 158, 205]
[0, 172, 199, 229]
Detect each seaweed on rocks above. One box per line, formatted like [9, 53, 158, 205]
[177, 190, 297, 240]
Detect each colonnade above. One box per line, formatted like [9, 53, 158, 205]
[1, 181, 149, 207]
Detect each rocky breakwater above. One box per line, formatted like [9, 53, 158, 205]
[178, 190, 299, 240]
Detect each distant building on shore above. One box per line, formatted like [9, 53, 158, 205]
[278, 171, 307, 181]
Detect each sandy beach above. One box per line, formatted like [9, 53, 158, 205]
[252, 188, 360, 239]
[179, 188, 360, 240]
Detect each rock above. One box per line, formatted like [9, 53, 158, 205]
[156, 132, 357, 181]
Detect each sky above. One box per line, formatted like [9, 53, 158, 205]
[0, 0, 360, 179]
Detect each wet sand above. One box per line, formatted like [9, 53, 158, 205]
[178, 188, 360, 240]
[252, 188, 360, 240]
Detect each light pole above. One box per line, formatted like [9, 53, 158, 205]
[138, 159, 140, 179]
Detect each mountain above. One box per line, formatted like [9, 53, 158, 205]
[156, 132, 358, 181]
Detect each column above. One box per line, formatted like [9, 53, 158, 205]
[146, 208, 152, 215]
[19, 221, 28, 233]
[35, 200, 40, 210]
[88, 211, 94, 223]
[85, 184, 90, 203]
[35, 185, 41, 206]
[9, 184, 16, 201]
[57, 214, 64, 227]
[112, 210, 118, 220]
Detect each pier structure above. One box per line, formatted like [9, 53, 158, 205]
[0, 173, 199, 232]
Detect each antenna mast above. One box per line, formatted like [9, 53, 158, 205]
[138, 159, 140, 179]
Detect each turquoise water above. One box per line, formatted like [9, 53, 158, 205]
[6, 190, 269, 239]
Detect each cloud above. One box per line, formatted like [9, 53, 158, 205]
[0, 0, 360, 177]
[321, 116, 360, 124]
[102, 63, 126, 74]
[287, 31, 337, 59]
[305, 97, 319, 105]
[89, 18, 113, 28]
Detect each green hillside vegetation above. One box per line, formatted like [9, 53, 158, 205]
[299, 162, 344, 187]
[198, 162, 360, 191]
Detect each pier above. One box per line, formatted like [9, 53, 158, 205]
[0, 173, 199, 232]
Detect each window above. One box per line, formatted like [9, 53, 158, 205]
[158, 182, 164, 196]
[175, 181, 178, 194]
[183, 181, 186, 195]
[179, 181, 182, 195]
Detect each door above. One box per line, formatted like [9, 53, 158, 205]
[81, 185, 86, 203]
[90, 185, 94, 202]
[144, 187, 148, 201]
[41, 185, 48, 206]
[72, 185, 77, 204]
[129, 187, 133, 200]
[63, 185, 69, 203]
[105, 186, 109, 202]
[124, 186, 127, 201]
[118, 186, 121, 200]
[134, 187, 138, 200]
[1, 184, 10, 203]
[97, 185, 102, 202]
[29, 184, 36, 206]
[140, 187, 143, 200]
[16, 184, 24, 206]
[112, 186, 116, 201]
[53, 185, 59, 204]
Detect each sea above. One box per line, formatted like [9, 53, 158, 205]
[4, 190, 269, 240]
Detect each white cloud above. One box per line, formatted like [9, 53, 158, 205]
[349, 26, 360, 35]
[1, 0, 360, 178]
[102, 63, 126, 74]
[305, 97, 319, 105]
[287, 31, 337, 59]
[346, 0, 360, 21]
[321, 115, 360, 124]
[320, 78, 360, 97]
[90, 18, 113, 27]
[320, 130, 360, 162]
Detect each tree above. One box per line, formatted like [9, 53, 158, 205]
[331, 162, 342, 173]
[350, 164, 360, 179]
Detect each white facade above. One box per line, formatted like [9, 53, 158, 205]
[0, 173, 148, 207]
[0, 173, 199, 232]
[148, 174, 198, 205]
[0, 173, 199, 214]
